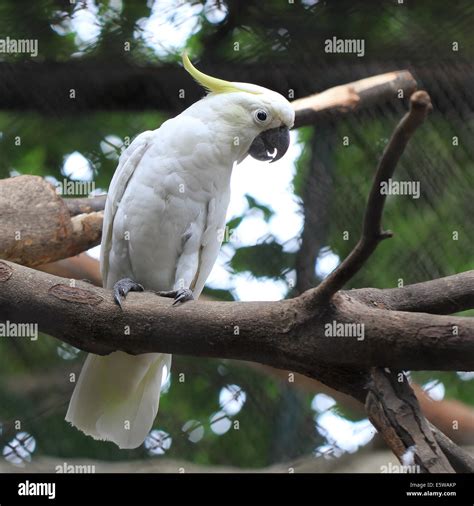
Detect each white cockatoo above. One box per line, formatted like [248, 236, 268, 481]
[65, 53, 295, 449]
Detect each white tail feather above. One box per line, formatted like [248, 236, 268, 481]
[66, 351, 171, 449]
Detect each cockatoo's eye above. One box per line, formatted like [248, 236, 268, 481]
[254, 109, 269, 124]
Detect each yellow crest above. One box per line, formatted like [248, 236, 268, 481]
[182, 52, 261, 95]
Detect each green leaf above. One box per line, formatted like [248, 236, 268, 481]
[226, 216, 244, 231]
[245, 195, 274, 222]
[229, 242, 294, 278]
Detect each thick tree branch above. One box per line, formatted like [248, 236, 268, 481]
[36, 253, 103, 287]
[0, 260, 472, 373]
[351, 271, 474, 315]
[0, 176, 103, 267]
[429, 423, 474, 473]
[304, 91, 432, 306]
[366, 368, 454, 473]
[34, 255, 474, 453]
[292, 71, 416, 128]
[64, 195, 107, 217]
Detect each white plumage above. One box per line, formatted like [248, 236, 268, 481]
[66, 56, 294, 449]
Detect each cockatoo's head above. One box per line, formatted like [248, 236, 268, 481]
[183, 53, 294, 163]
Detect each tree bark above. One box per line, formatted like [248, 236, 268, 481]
[0, 260, 472, 373]
[366, 368, 454, 473]
[292, 71, 416, 128]
[0, 176, 103, 267]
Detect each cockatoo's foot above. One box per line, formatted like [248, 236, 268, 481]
[157, 288, 194, 306]
[113, 278, 144, 308]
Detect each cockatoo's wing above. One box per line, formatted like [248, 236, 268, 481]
[186, 194, 230, 298]
[100, 131, 154, 287]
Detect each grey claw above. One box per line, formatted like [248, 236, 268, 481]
[113, 278, 144, 309]
[172, 288, 194, 305]
[114, 292, 123, 309]
[157, 288, 194, 306]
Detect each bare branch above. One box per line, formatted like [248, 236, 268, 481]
[0, 176, 103, 267]
[36, 253, 103, 287]
[365, 368, 454, 473]
[429, 423, 474, 473]
[294, 74, 417, 294]
[351, 271, 474, 315]
[304, 91, 433, 304]
[293, 70, 417, 128]
[64, 194, 107, 217]
[0, 260, 472, 373]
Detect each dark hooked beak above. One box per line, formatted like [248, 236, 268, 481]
[248, 125, 290, 163]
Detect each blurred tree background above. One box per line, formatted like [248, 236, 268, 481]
[0, 0, 473, 471]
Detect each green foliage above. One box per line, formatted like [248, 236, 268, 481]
[0, 111, 165, 190]
[411, 372, 474, 408]
[245, 195, 273, 222]
[293, 127, 314, 198]
[229, 242, 294, 279]
[320, 113, 474, 289]
[202, 287, 235, 301]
